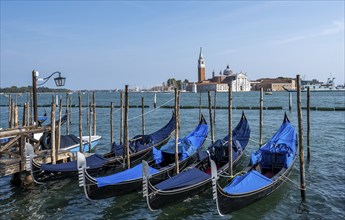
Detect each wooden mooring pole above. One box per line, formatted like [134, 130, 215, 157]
[89, 102, 92, 153]
[56, 97, 62, 161]
[87, 93, 90, 126]
[14, 105, 19, 128]
[10, 98, 14, 128]
[199, 92, 202, 121]
[30, 91, 33, 125]
[79, 92, 83, 153]
[51, 97, 56, 164]
[208, 91, 214, 144]
[110, 102, 114, 145]
[22, 103, 28, 127]
[213, 90, 217, 125]
[93, 92, 96, 136]
[260, 88, 263, 146]
[142, 97, 145, 135]
[124, 85, 130, 168]
[66, 92, 69, 135]
[69, 95, 73, 125]
[154, 93, 157, 109]
[120, 91, 123, 145]
[228, 82, 233, 176]
[289, 92, 292, 111]
[307, 87, 311, 160]
[297, 74, 306, 201]
[8, 97, 11, 128]
[174, 88, 180, 174]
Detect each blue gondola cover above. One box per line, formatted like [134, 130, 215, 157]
[94, 117, 206, 188]
[224, 116, 296, 195]
[223, 170, 273, 194]
[112, 114, 175, 156]
[96, 163, 159, 187]
[153, 123, 208, 164]
[250, 120, 296, 169]
[155, 168, 210, 190]
[40, 154, 107, 172]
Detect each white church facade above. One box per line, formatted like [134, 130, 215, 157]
[187, 48, 251, 93]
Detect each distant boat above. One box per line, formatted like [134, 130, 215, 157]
[283, 76, 345, 92]
[264, 91, 272, 95]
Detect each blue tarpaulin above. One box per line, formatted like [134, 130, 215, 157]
[153, 123, 208, 164]
[250, 119, 296, 168]
[225, 116, 296, 195]
[223, 170, 273, 194]
[96, 163, 159, 187]
[112, 114, 175, 156]
[155, 168, 210, 190]
[209, 113, 251, 164]
[95, 117, 207, 188]
[40, 154, 107, 172]
[152, 114, 250, 193]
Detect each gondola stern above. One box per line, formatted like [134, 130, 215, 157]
[284, 112, 290, 123]
[25, 143, 44, 185]
[77, 152, 93, 201]
[200, 113, 207, 125]
[142, 160, 150, 198]
[210, 159, 225, 216]
[142, 160, 158, 212]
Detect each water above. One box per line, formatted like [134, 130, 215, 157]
[0, 91, 344, 219]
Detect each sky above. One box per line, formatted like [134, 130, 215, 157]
[1, 1, 344, 90]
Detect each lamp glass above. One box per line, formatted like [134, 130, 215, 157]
[54, 76, 66, 87]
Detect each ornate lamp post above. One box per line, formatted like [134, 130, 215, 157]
[32, 70, 66, 125]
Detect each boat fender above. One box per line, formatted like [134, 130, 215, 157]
[40, 132, 51, 150]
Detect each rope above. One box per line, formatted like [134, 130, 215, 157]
[94, 107, 121, 116]
[69, 107, 88, 114]
[249, 138, 262, 144]
[218, 170, 246, 179]
[128, 97, 174, 122]
[217, 167, 307, 192]
[280, 174, 306, 191]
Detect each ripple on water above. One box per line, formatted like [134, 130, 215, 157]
[0, 92, 344, 219]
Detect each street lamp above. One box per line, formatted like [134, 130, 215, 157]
[32, 70, 66, 125]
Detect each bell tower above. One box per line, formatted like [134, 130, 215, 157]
[198, 47, 205, 82]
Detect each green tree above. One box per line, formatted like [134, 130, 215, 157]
[167, 78, 177, 87]
[176, 80, 182, 90]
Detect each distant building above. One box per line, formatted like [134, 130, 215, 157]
[186, 48, 251, 93]
[198, 47, 206, 83]
[251, 77, 296, 91]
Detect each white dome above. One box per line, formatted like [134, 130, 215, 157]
[223, 65, 232, 75]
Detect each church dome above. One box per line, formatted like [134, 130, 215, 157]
[223, 65, 233, 75]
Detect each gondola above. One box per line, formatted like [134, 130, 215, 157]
[77, 115, 208, 200]
[211, 113, 297, 215]
[143, 112, 250, 210]
[28, 113, 176, 183]
[40, 132, 102, 152]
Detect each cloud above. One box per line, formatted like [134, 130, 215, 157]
[316, 21, 344, 36]
[271, 20, 344, 45]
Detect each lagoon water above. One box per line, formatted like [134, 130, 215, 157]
[0, 91, 344, 219]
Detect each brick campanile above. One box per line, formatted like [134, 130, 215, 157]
[198, 47, 205, 82]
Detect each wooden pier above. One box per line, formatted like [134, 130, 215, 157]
[0, 125, 74, 178]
